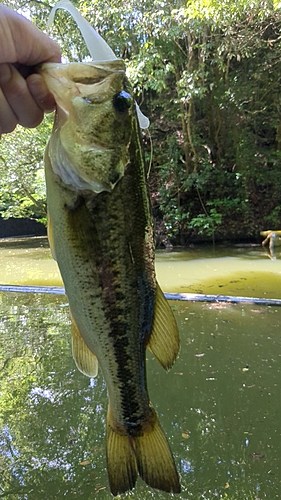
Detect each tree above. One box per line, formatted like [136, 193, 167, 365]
[2, 0, 281, 242]
[0, 117, 53, 223]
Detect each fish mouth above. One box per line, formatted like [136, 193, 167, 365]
[41, 60, 132, 193]
[37, 60, 128, 112]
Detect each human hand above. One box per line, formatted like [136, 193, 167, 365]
[0, 5, 61, 134]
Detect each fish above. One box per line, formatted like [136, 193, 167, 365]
[39, 58, 181, 496]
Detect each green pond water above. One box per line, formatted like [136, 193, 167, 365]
[0, 237, 280, 499]
[0, 236, 281, 298]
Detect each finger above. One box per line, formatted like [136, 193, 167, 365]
[0, 86, 18, 134]
[0, 63, 44, 128]
[0, 6, 61, 66]
[27, 73, 56, 113]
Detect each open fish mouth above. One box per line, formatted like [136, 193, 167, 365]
[39, 60, 134, 193]
[37, 60, 132, 121]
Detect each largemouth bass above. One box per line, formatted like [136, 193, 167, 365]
[39, 59, 180, 496]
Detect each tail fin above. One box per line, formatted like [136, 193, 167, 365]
[134, 407, 181, 493]
[106, 406, 180, 496]
[106, 410, 138, 496]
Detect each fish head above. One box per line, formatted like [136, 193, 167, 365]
[39, 59, 134, 193]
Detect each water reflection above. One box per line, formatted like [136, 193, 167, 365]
[261, 230, 281, 261]
[0, 293, 280, 498]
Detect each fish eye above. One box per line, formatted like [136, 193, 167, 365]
[113, 91, 133, 113]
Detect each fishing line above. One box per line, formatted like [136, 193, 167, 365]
[146, 128, 153, 179]
[47, 0, 150, 129]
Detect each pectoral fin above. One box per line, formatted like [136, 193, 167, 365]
[47, 212, 57, 261]
[147, 282, 180, 371]
[71, 314, 98, 378]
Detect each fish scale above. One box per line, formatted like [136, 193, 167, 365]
[40, 59, 181, 496]
[83, 163, 153, 426]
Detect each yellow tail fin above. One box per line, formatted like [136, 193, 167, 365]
[106, 406, 180, 496]
[106, 411, 138, 496]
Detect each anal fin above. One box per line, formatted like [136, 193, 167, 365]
[71, 313, 98, 378]
[148, 282, 180, 370]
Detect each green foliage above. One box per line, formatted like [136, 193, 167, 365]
[2, 0, 281, 241]
[144, 0, 281, 243]
[190, 208, 222, 237]
[0, 116, 53, 223]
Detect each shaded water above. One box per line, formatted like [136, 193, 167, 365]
[0, 293, 280, 499]
[0, 238, 280, 499]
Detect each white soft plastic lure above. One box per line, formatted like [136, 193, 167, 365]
[48, 0, 150, 129]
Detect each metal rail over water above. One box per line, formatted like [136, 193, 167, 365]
[0, 284, 280, 306]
